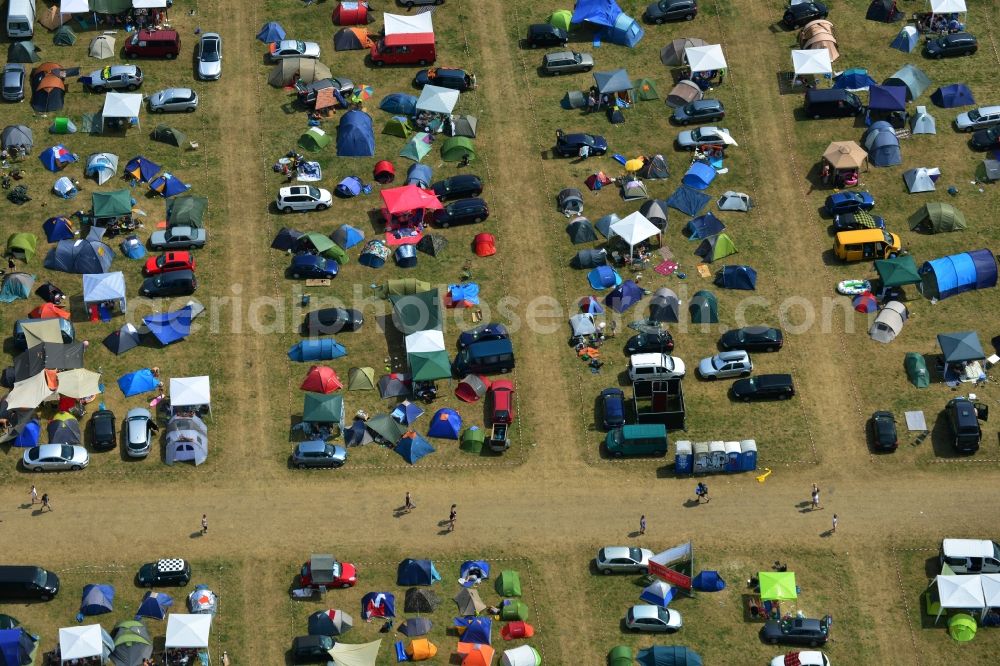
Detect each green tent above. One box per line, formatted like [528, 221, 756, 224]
[391, 290, 442, 334]
[874, 255, 921, 288]
[499, 601, 529, 621]
[54, 25, 77, 46]
[949, 613, 977, 642]
[322, 242, 348, 265]
[904, 353, 929, 388]
[695, 233, 737, 263]
[689, 290, 718, 323]
[6, 233, 37, 261]
[50, 117, 74, 134]
[383, 117, 411, 138]
[8, 41, 40, 64]
[302, 393, 344, 424]
[909, 202, 966, 234]
[609, 646, 633, 666]
[758, 571, 797, 601]
[400, 133, 433, 162]
[548, 9, 572, 32]
[347, 366, 376, 390]
[367, 413, 405, 442]
[299, 127, 331, 152]
[299, 232, 336, 255]
[636, 78, 659, 101]
[92, 189, 133, 218]
[151, 124, 187, 147]
[460, 427, 485, 453]
[167, 195, 209, 228]
[380, 278, 432, 299]
[496, 570, 522, 597]
[441, 136, 476, 162]
[92, 0, 132, 12]
[409, 351, 451, 381]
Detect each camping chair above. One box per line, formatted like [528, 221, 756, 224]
[98, 304, 112, 322]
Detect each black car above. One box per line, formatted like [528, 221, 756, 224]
[431, 174, 483, 201]
[644, 0, 697, 23]
[624, 331, 675, 355]
[600, 388, 626, 430]
[832, 212, 886, 232]
[292, 635, 335, 664]
[731, 374, 795, 401]
[296, 76, 354, 106]
[526, 23, 568, 48]
[302, 308, 364, 336]
[782, 1, 828, 28]
[413, 68, 476, 91]
[435, 198, 489, 227]
[719, 326, 783, 352]
[970, 126, 1000, 151]
[924, 32, 977, 59]
[672, 99, 725, 125]
[139, 270, 197, 297]
[553, 132, 608, 157]
[870, 411, 898, 452]
[761, 615, 832, 647]
[136, 559, 192, 587]
[90, 409, 117, 451]
[457, 322, 509, 349]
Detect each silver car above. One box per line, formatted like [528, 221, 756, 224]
[676, 126, 734, 150]
[541, 50, 594, 75]
[148, 88, 199, 113]
[698, 350, 753, 380]
[955, 105, 1000, 132]
[86, 64, 143, 92]
[595, 546, 653, 575]
[125, 408, 153, 458]
[23, 444, 89, 472]
[2, 63, 25, 102]
[196, 33, 222, 80]
[149, 226, 207, 250]
[625, 605, 683, 633]
[268, 39, 320, 61]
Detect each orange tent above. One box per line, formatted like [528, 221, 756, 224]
[35, 74, 65, 93]
[458, 642, 495, 666]
[29, 303, 70, 320]
[405, 639, 437, 661]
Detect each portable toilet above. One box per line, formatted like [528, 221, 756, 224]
[740, 439, 758, 471]
[693, 441, 709, 474]
[724, 441, 741, 472]
[708, 441, 726, 472]
[674, 440, 692, 474]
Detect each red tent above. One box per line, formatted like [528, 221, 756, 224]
[455, 375, 490, 402]
[373, 160, 395, 184]
[300, 365, 343, 393]
[473, 233, 496, 257]
[500, 621, 535, 640]
[332, 1, 370, 26]
[381, 185, 442, 216]
[29, 302, 71, 319]
[853, 291, 878, 313]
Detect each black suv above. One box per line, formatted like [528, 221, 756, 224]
[91, 409, 117, 451]
[431, 174, 483, 201]
[761, 615, 831, 647]
[946, 397, 984, 454]
[137, 559, 192, 587]
[645, 0, 698, 24]
[924, 32, 978, 58]
[870, 411, 898, 452]
[139, 270, 197, 297]
[624, 331, 675, 355]
[782, 1, 828, 28]
[731, 374, 795, 401]
[435, 198, 489, 227]
[526, 24, 568, 49]
[413, 68, 476, 91]
[292, 635, 335, 664]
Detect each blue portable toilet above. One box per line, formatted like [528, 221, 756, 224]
[740, 439, 758, 471]
[394, 244, 418, 269]
[674, 440, 692, 474]
[724, 441, 741, 472]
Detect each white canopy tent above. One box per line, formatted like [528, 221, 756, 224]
[133, 0, 168, 7]
[791, 49, 833, 76]
[56, 368, 101, 399]
[102, 93, 143, 131]
[327, 639, 382, 666]
[610, 211, 660, 254]
[384, 12, 434, 36]
[59, 0, 91, 24]
[934, 574, 986, 623]
[165, 613, 212, 650]
[404, 329, 446, 354]
[82, 271, 127, 311]
[4, 371, 56, 410]
[170, 376, 212, 416]
[929, 0, 966, 13]
[415, 84, 459, 115]
[684, 44, 727, 74]
[59, 624, 113, 664]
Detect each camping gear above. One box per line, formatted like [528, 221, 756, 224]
[666, 79, 703, 109]
[45, 239, 113, 274]
[605, 280, 644, 313]
[661, 37, 707, 65]
[932, 84, 975, 108]
[80, 584, 115, 616]
[836, 279, 871, 295]
[685, 212, 726, 240]
[567, 218, 598, 244]
[904, 352, 930, 388]
[460, 427, 485, 453]
[920, 249, 997, 300]
[455, 375, 489, 403]
[404, 588, 441, 613]
[334, 27, 371, 51]
[666, 186, 710, 216]
[500, 645, 539, 666]
[637, 646, 702, 666]
[853, 292, 878, 313]
[287, 339, 347, 362]
[0, 273, 35, 303]
[473, 233, 496, 257]
[427, 408, 461, 439]
[151, 124, 187, 147]
[904, 167, 938, 193]
[396, 432, 436, 464]
[862, 121, 902, 167]
[308, 609, 353, 637]
[689, 290, 718, 323]
[373, 160, 395, 184]
[557, 188, 584, 216]
[649, 288, 681, 323]
[136, 591, 173, 621]
[909, 202, 966, 234]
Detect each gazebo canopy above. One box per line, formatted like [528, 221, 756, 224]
[937, 331, 985, 363]
[874, 255, 921, 287]
[102, 93, 142, 120]
[610, 211, 660, 252]
[405, 330, 445, 355]
[593, 69, 634, 94]
[82, 271, 126, 309]
[165, 614, 212, 649]
[415, 85, 459, 114]
[169, 376, 211, 409]
[758, 571, 797, 601]
[59, 624, 111, 661]
[929, 0, 965, 12]
[791, 49, 832, 75]
[823, 141, 867, 169]
[684, 44, 727, 73]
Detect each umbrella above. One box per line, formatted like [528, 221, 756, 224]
[56, 369, 101, 398]
[353, 84, 374, 103]
[625, 158, 644, 173]
[823, 141, 867, 170]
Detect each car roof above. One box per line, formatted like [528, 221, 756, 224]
[547, 50, 574, 59]
[690, 99, 722, 108]
[743, 325, 775, 334]
[601, 546, 633, 559]
[601, 387, 624, 397]
[759, 374, 793, 385]
[631, 353, 667, 364]
[35, 443, 67, 456]
[159, 87, 194, 97]
[971, 105, 1000, 114]
[629, 605, 661, 619]
[108, 65, 138, 75]
[717, 350, 749, 361]
[201, 32, 221, 40]
[297, 440, 330, 453]
[127, 407, 151, 419]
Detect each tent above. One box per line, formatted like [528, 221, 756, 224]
[380, 93, 418, 116]
[382, 184, 443, 217]
[11, 418, 41, 447]
[6, 233, 37, 262]
[695, 233, 737, 262]
[640, 580, 675, 608]
[666, 186, 710, 216]
[52, 176, 78, 199]
[144, 307, 194, 346]
[904, 351, 930, 388]
[43, 216, 75, 242]
[636, 646, 702, 666]
[308, 609, 353, 637]
[566, 218, 598, 244]
[31, 74, 65, 112]
[884, 64, 931, 101]
[400, 132, 433, 162]
[620, 179, 648, 201]
[660, 37, 707, 66]
[594, 69, 634, 96]
[685, 213, 725, 240]
[88, 35, 115, 59]
[950, 613, 977, 642]
[416, 84, 459, 115]
[861, 122, 902, 167]
[257, 21, 286, 42]
[938, 331, 985, 365]
[373, 160, 395, 184]
[716, 191, 752, 212]
[59, 625, 113, 664]
[337, 176, 364, 199]
[328, 639, 382, 666]
[334, 223, 367, 251]
[890, 25, 919, 52]
[383, 117, 411, 139]
[692, 570, 726, 591]
[103, 323, 141, 355]
[334, 27, 371, 51]
[454, 616, 491, 644]
[8, 41, 40, 64]
[404, 639, 437, 661]
[367, 414, 405, 444]
[136, 592, 173, 621]
[875, 255, 922, 288]
[332, 1, 371, 26]
[904, 167, 938, 193]
[869, 301, 907, 343]
[0, 628, 36, 666]
[610, 211, 659, 254]
[302, 393, 344, 425]
[681, 162, 715, 190]
[570, 313, 597, 337]
[401, 163, 430, 189]
[689, 290, 719, 323]
[685, 44, 727, 74]
[80, 584, 115, 616]
[833, 68, 877, 91]
[85, 153, 118, 185]
[454, 587, 487, 616]
[636, 78, 659, 101]
[102, 93, 142, 131]
[442, 137, 476, 163]
[83, 271, 126, 311]
[641, 155, 669, 180]
[909, 203, 966, 234]
[460, 427, 485, 454]
[403, 588, 441, 613]
[110, 623, 153, 666]
[604, 280, 644, 313]
[427, 408, 461, 439]
[649, 288, 680, 323]
[164, 614, 211, 655]
[561, 90, 587, 110]
[572, 248, 607, 269]
[571, 0, 643, 47]
[473, 234, 495, 258]
[397, 432, 436, 463]
[501, 645, 541, 666]
[299, 126, 332, 152]
[117, 369, 158, 397]
[168, 196, 208, 229]
[714, 265, 757, 290]
[548, 9, 572, 31]
[124, 157, 160, 183]
[759, 571, 797, 601]
[378, 374, 410, 399]
[978, 159, 1000, 182]
[45, 239, 113, 273]
[854, 292, 878, 313]
[588, 265, 621, 290]
[151, 124, 187, 147]
[558, 188, 585, 216]
[2, 125, 33, 151]
[910, 105, 936, 134]
[931, 84, 975, 108]
[39, 144, 77, 171]
[267, 58, 332, 87]
[347, 367, 376, 391]
[866, 0, 903, 21]
[344, 419, 374, 446]
[0, 272, 35, 302]
[638, 201, 668, 231]
[455, 375, 489, 403]
[608, 646, 633, 666]
[447, 115, 478, 138]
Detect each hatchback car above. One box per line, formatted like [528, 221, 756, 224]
[144, 251, 196, 276]
[541, 50, 594, 75]
[782, 1, 828, 28]
[732, 374, 795, 401]
[90, 409, 117, 451]
[761, 615, 832, 647]
[672, 99, 725, 125]
[676, 126, 733, 149]
[22, 444, 89, 472]
[435, 198, 489, 227]
[413, 68, 476, 91]
[86, 65, 143, 92]
[645, 0, 697, 23]
[595, 546, 653, 575]
[970, 126, 1000, 151]
[526, 23, 569, 48]
[195, 32, 222, 80]
[870, 411, 898, 452]
[292, 635, 335, 664]
[955, 105, 1000, 131]
[770, 652, 830, 666]
[623, 331, 675, 355]
[1, 63, 25, 102]
[431, 174, 483, 201]
[600, 388, 626, 430]
[137, 559, 191, 587]
[298, 556, 357, 589]
[698, 350, 753, 379]
[302, 308, 365, 336]
[924, 32, 977, 59]
[292, 441, 347, 469]
[554, 132, 608, 157]
[824, 190, 875, 215]
[719, 326, 784, 352]
[626, 605, 683, 633]
[149, 226, 207, 250]
[277, 186, 333, 213]
[290, 254, 339, 280]
[148, 87, 199, 113]
[832, 212, 886, 232]
[124, 407, 154, 458]
[269, 39, 321, 61]
[296, 76, 355, 106]
[457, 322, 509, 349]
[139, 270, 197, 297]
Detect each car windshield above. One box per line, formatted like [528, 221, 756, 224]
[156, 255, 167, 267]
[882, 231, 893, 245]
[968, 109, 982, 121]
[26, 448, 40, 461]
[628, 547, 642, 560]
[295, 41, 306, 52]
[202, 40, 220, 61]
[712, 356, 727, 369]
[308, 186, 321, 199]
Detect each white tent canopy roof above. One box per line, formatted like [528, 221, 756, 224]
[610, 211, 660, 250]
[170, 376, 211, 408]
[384, 12, 434, 36]
[102, 92, 143, 119]
[936, 574, 985, 610]
[59, 625, 107, 661]
[685, 44, 727, 73]
[165, 613, 212, 648]
[327, 639, 382, 666]
[981, 574, 1000, 607]
[415, 84, 459, 114]
[133, 0, 168, 7]
[791, 49, 832, 75]
[5, 371, 56, 410]
[930, 0, 966, 12]
[405, 329, 445, 354]
[82, 271, 126, 306]
[60, 0, 90, 13]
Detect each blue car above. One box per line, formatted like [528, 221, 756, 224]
[457, 322, 509, 350]
[290, 254, 339, 279]
[824, 191, 875, 216]
[600, 388, 626, 430]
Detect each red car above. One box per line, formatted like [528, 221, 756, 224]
[489, 380, 515, 425]
[298, 555, 357, 589]
[144, 251, 196, 276]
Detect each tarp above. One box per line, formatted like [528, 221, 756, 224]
[164, 614, 211, 649]
[144, 307, 193, 345]
[416, 84, 459, 114]
[56, 369, 100, 399]
[327, 639, 382, 666]
[931, 84, 975, 108]
[13, 342, 83, 381]
[686, 213, 725, 240]
[884, 64, 931, 101]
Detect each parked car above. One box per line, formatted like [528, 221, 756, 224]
[924, 32, 977, 59]
[296, 76, 354, 106]
[770, 652, 830, 666]
[398, 0, 444, 6]
[431, 174, 483, 201]
[434, 198, 489, 227]
[553, 132, 608, 157]
[277, 185, 333, 213]
[946, 396, 983, 454]
[824, 190, 875, 215]
[672, 99, 725, 125]
[623, 331, 675, 355]
[526, 23, 569, 48]
[136, 559, 191, 587]
[1, 63, 25, 102]
[195, 32, 222, 80]
[86, 65, 143, 92]
[629, 353, 686, 381]
[698, 350, 753, 379]
[148, 87, 199, 113]
[970, 126, 1000, 151]
[676, 126, 733, 149]
[457, 322, 508, 349]
[870, 411, 898, 452]
[595, 546, 653, 574]
[413, 68, 476, 91]
[732, 374, 795, 401]
[541, 50, 594, 75]
[955, 105, 1000, 131]
[832, 212, 886, 232]
[489, 380, 515, 424]
[290, 255, 339, 280]
[782, 1, 828, 28]
[149, 226, 207, 250]
[22, 444, 89, 472]
[761, 615, 832, 647]
[90, 409, 117, 451]
[292, 635, 335, 663]
[268, 39, 320, 61]
[625, 605, 683, 633]
[302, 308, 364, 336]
[292, 441, 347, 469]
[298, 556, 357, 589]
[644, 0, 697, 23]
[124, 407, 154, 458]
[600, 388, 626, 430]
[719, 326, 784, 352]
[140, 270, 196, 297]
[144, 251, 196, 276]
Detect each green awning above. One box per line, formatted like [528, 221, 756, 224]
[758, 571, 797, 601]
[408, 350, 451, 381]
[92, 189, 133, 218]
[391, 289, 441, 335]
[874, 255, 921, 288]
[302, 393, 344, 424]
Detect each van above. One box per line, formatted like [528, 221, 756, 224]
[370, 33, 436, 67]
[833, 229, 901, 262]
[605, 424, 669, 457]
[6, 0, 35, 39]
[946, 397, 984, 454]
[940, 539, 1000, 574]
[13, 317, 75, 350]
[123, 29, 181, 59]
[628, 353, 686, 382]
[452, 339, 514, 377]
[804, 89, 864, 119]
[0, 565, 60, 601]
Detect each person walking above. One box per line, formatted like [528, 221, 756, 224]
[404, 492, 414, 514]
[639, 515, 646, 536]
[448, 504, 457, 532]
[30, 485, 37, 505]
[586, 92, 597, 114]
[695, 482, 710, 503]
[811, 484, 821, 510]
[831, 514, 838, 533]
[41, 493, 51, 512]
[201, 514, 208, 535]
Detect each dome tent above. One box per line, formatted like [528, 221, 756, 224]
[909, 202, 966, 234]
[910, 105, 936, 134]
[689, 290, 718, 323]
[337, 110, 375, 157]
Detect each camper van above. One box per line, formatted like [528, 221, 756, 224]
[123, 29, 181, 59]
[6, 0, 35, 39]
[833, 229, 901, 262]
[605, 424, 669, 457]
[370, 33, 436, 66]
[804, 89, 864, 119]
[940, 539, 1000, 574]
[451, 339, 514, 376]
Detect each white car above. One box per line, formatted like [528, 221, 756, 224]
[625, 605, 683, 633]
[676, 125, 734, 150]
[277, 186, 332, 213]
[955, 105, 1000, 132]
[698, 350, 753, 380]
[628, 353, 686, 382]
[195, 32, 222, 80]
[770, 652, 830, 666]
[595, 546, 653, 575]
[148, 88, 199, 113]
[22, 444, 89, 472]
[269, 39, 320, 61]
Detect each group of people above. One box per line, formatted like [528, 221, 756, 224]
[165, 647, 205, 665]
[916, 12, 964, 34]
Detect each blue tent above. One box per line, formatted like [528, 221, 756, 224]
[144, 306, 193, 345]
[395, 244, 418, 268]
[692, 570, 726, 591]
[391, 401, 424, 425]
[395, 432, 435, 464]
[43, 216, 75, 242]
[637, 645, 703, 666]
[862, 121, 902, 167]
[38, 144, 77, 171]
[685, 212, 726, 240]
[0, 628, 36, 666]
[405, 163, 432, 188]
[136, 591, 173, 621]
[604, 279, 644, 313]
[380, 93, 418, 116]
[337, 110, 375, 157]
[454, 617, 491, 644]
[0, 273, 34, 302]
[714, 265, 757, 290]
[427, 408, 461, 439]
[361, 592, 396, 620]
[666, 186, 710, 216]
[124, 155, 161, 183]
[833, 69, 877, 91]
[12, 419, 41, 448]
[571, 0, 621, 28]
[448, 283, 479, 305]
[332, 225, 364, 249]
[45, 239, 114, 273]
[580, 295, 604, 314]
[148, 173, 191, 198]
[335, 176, 363, 197]
[288, 339, 347, 362]
[639, 580, 676, 608]
[588, 265, 621, 290]
[120, 235, 146, 260]
[80, 584, 115, 616]
[931, 84, 975, 109]
[921, 249, 998, 300]
[117, 369, 159, 397]
[256, 21, 286, 43]
[608, 12, 644, 48]
[397, 559, 441, 586]
[681, 162, 715, 191]
[460, 560, 491, 583]
[890, 26, 919, 52]
[359, 239, 390, 268]
[868, 85, 907, 111]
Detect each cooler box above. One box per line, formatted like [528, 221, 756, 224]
[708, 441, 726, 472]
[740, 439, 758, 471]
[724, 441, 741, 472]
[674, 440, 692, 474]
[693, 441, 709, 474]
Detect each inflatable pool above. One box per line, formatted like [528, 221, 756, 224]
[836, 279, 871, 296]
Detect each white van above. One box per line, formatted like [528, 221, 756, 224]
[940, 538, 1000, 574]
[628, 353, 686, 382]
[6, 0, 36, 39]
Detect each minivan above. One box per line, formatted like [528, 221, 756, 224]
[452, 339, 515, 376]
[13, 316, 75, 350]
[124, 29, 181, 59]
[946, 397, 984, 454]
[940, 539, 1000, 574]
[628, 353, 686, 382]
[832, 229, 900, 262]
[6, 0, 35, 39]
[0, 565, 60, 601]
[605, 424, 669, 457]
[804, 89, 864, 119]
[370, 33, 436, 66]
